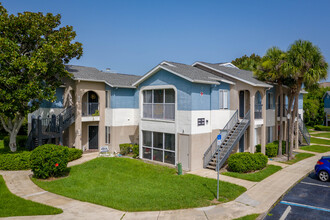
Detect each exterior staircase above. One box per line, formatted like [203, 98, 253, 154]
[298, 115, 311, 145]
[203, 110, 251, 170]
[26, 106, 75, 150]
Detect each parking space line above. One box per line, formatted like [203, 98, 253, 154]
[301, 181, 330, 188]
[279, 205, 291, 220]
[280, 201, 330, 213]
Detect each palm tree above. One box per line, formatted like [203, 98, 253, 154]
[285, 40, 328, 158]
[255, 47, 287, 156]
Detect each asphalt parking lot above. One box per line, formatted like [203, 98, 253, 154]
[265, 172, 330, 220]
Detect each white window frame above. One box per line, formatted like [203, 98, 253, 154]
[105, 126, 110, 144]
[143, 89, 175, 120]
[142, 130, 175, 165]
[219, 89, 228, 109]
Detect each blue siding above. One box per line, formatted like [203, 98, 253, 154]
[106, 85, 138, 109]
[324, 94, 330, 108]
[211, 83, 230, 110]
[40, 88, 64, 108]
[138, 69, 193, 110]
[138, 69, 230, 111]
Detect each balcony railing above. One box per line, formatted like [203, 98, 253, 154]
[82, 102, 99, 116]
[143, 103, 175, 121]
[255, 104, 262, 119]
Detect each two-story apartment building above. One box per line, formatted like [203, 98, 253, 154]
[28, 61, 307, 171]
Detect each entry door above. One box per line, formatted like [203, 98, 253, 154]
[89, 126, 98, 149]
[239, 135, 244, 152]
[239, 91, 245, 118]
[179, 134, 190, 170]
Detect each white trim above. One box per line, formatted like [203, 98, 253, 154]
[192, 62, 273, 88]
[74, 78, 136, 88]
[219, 62, 239, 69]
[208, 77, 235, 85]
[160, 61, 176, 67]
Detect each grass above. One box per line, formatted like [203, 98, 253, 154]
[233, 214, 260, 220]
[33, 157, 246, 211]
[300, 145, 330, 153]
[282, 153, 315, 165]
[222, 165, 282, 182]
[0, 175, 62, 217]
[310, 137, 330, 145]
[312, 132, 330, 139]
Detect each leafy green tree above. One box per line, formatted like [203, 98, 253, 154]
[0, 3, 83, 152]
[255, 47, 287, 156]
[285, 40, 328, 157]
[232, 53, 262, 71]
[304, 86, 327, 126]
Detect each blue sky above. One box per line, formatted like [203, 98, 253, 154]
[2, 0, 330, 80]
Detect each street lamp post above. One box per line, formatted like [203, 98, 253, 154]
[287, 113, 291, 161]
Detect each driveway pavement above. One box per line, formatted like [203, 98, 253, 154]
[265, 172, 330, 220]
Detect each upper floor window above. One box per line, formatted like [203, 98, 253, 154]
[219, 90, 228, 109]
[143, 89, 175, 120]
[105, 91, 110, 108]
[267, 92, 274, 109]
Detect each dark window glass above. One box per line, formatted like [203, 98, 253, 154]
[154, 90, 164, 103]
[165, 89, 175, 103]
[153, 132, 163, 149]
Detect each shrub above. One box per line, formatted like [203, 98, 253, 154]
[228, 152, 268, 173]
[67, 148, 83, 162]
[0, 151, 31, 170]
[3, 135, 28, 152]
[256, 141, 287, 157]
[314, 125, 330, 131]
[132, 144, 139, 158]
[30, 144, 69, 179]
[119, 143, 133, 155]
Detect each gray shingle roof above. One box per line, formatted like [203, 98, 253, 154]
[159, 61, 228, 84]
[65, 65, 141, 88]
[196, 62, 272, 87]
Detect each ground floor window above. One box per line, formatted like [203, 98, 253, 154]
[142, 130, 175, 165]
[105, 126, 110, 144]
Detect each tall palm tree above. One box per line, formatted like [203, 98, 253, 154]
[255, 47, 287, 156]
[285, 40, 328, 157]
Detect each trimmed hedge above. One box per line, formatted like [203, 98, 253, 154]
[228, 152, 268, 173]
[68, 148, 83, 162]
[255, 141, 286, 158]
[0, 151, 31, 170]
[119, 143, 139, 158]
[314, 125, 330, 131]
[30, 144, 69, 179]
[3, 135, 28, 152]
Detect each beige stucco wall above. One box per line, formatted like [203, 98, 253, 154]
[190, 132, 212, 171]
[110, 125, 139, 152]
[74, 81, 106, 151]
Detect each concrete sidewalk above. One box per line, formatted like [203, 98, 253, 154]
[1, 151, 328, 220]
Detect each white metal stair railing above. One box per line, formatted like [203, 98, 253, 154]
[203, 110, 239, 168]
[206, 110, 250, 170]
[298, 115, 311, 145]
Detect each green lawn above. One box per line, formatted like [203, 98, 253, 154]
[0, 175, 62, 217]
[33, 157, 246, 211]
[222, 165, 282, 182]
[312, 132, 330, 139]
[300, 145, 330, 153]
[310, 137, 330, 145]
[234, 214, 260, 220]
[282, 153, 315, 165]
